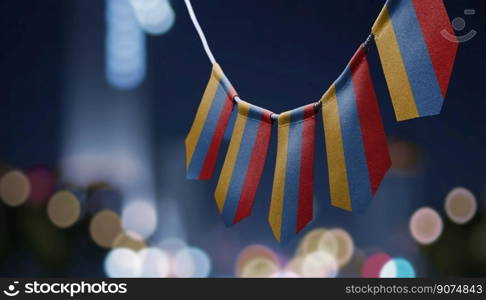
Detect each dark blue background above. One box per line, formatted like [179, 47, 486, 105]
[0, 0, 484, 277]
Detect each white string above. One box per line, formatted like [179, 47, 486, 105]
[183, 1, 278, 118]
[183, 0, 344, 120]
[184, 0, 216, 65]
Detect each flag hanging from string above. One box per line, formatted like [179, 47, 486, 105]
[185, 63, 237, 180]
[372, 0, 458, 121]
[269, 104, 317, 242]
[183, 0, 458, 241]
[215, 100, 273, 225]
[321, 47, 391, 212]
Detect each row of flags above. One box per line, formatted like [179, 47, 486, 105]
[185, 0, 458, 242]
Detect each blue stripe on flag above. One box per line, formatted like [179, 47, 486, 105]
[280, 108, 305, 240]
[335, 65, 372, 212]
[222, 117, 260, 225]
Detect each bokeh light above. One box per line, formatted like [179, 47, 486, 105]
[239, 257, 280, 278]
[105, 248, 141, 278]
[0, 170, 30, 207]
[121, 200, 157, 239]
[112, 231, 146, 251]
[361, 252, 391, 278]
[380, 257, 416, 278]
[105, 0, 146, 90]
[445, 187, 477, 224]
[129, 0, 175, 35]
[329, 228, 354, 267]
[284, 256, 305, 276]
[379, 258, 397, 278]
[290, 228, 355, 277]
[47, 190, 82, 228]
[236, 245, 278, 277]
[138, 247, 170, 278]
[25, 166, 56, 206]
[295, 227, 354, 272]
[89, 210, 123, 248]
[317, 230, 339, 258]
[271, 271, 300, 278]
[301, 251, 339, 278]
[296, 228, 328, 257]
[172, 247, 212, 278]
[61, 154, 141, 188]
[410, 207, 443, 245]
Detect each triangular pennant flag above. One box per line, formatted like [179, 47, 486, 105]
[322, 46, 391, 212]
[372, 0, 458, 121]
[185, 63, 237, 180]
[269, 104, 317, 242]
[215, 100, 273, 225]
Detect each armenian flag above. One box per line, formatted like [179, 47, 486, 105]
[185, 64, 237, 180]
[215, 100, 273, 225]
[269, 104, 317, 242]
[372, 0, 457, 121]
[321, 47, 391, 212]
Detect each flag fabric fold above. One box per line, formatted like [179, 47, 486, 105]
[321, 47, 391, 213]
[215, 100, 274, 226]
[185, 63, 237, 180]
[372, 0, 458, 121]
[269, 104, 317, 242]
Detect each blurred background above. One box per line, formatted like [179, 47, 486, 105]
[0, 0, 484, 278]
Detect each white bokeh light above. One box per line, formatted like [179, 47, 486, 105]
[130, 0, 175, 35]
[173, 247, 212, 278]
[271, 271, 300, 278]
[380, 258, 415, 278]
[138, 247, 171, 278]
[106, 0, 146, 89]
[105, 248, 141, 278]
[301, 251, 339, 278]
[122, 200, 158, 239]
[379, 260, 398, 278]
[410, 207, 443, 245]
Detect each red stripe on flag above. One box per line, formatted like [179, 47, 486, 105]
[199, 94, 234, 180]
[412, 0, 458, 97]
[233, 111, 273, 224]
[296, 105, 315, 233]
[350, 48, 391, 195]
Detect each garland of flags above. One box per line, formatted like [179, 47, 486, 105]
[183, 0, 458, 242]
